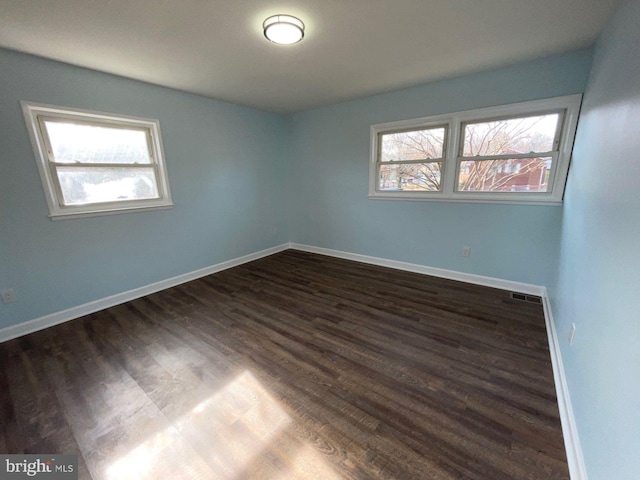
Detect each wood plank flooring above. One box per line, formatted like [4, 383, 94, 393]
[0, 250, 569, 479]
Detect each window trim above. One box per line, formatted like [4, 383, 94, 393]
[21, 101, 173, 220]
[369, 94, 582, 205]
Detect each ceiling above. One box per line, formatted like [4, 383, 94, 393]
[0, 0, 619, 114]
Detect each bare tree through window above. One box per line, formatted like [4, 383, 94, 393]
[379, 126, 446, 191]
[459, 114, 559, 192]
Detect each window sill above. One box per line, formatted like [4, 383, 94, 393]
[368, 194, 562, 206]
[49, 203, 174, 221]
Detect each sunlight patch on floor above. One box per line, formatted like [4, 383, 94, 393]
[283, 444, 343, 480]
[105, 370, 341, 479]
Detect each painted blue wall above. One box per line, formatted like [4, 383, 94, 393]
[287, 50, 593, 286]
[0, 48, 288, 329]
[551, 0, 640, 478]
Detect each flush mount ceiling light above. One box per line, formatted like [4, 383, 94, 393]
[263, 14, 305, 45]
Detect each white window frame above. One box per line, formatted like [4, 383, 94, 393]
[369, 94, 582, 205]
[22, 101, 173, 219]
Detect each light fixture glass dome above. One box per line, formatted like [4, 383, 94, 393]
[263, 15, 305, 45]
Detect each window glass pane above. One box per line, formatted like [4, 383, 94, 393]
[462, 114, 559, 157]
[380, 127, 446, 162]
[44, 120, 151, 164]
[458, 158, 552, 192]
[56, 167, 159, 205]
[379, 163, 442, 191]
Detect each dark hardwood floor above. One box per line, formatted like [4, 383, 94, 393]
[0, 250, 569, 479]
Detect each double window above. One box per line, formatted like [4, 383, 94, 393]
[22, 102, 173, 219]
[370, 95, 581, 204]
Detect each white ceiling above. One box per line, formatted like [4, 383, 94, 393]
[0, 0, 619, 114]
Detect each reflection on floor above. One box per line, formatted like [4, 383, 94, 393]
[106, 371, 340, 480]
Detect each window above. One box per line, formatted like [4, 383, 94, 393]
[370, 95, 581, 204]
[378, 125, 447, 192]
[22, 102, 173, 219]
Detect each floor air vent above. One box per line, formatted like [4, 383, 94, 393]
[510, 292, 542, 304]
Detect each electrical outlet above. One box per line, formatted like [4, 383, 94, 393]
[569, 323, 576, 346]
[1, 288, 17, 304]
[462, 246, 471, 257]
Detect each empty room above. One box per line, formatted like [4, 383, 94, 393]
[1, 1, 638, 479]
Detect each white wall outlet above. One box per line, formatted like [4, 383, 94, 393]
[462, 246, 471, 257]
[569, 322, 576, 346]
[1, 288, 17, 304]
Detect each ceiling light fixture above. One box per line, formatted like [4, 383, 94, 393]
[263, 15, 305, 45]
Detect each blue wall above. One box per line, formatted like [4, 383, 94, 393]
[287, 50, 593, 286]
[0, 48, 288, 329]
[552, 0, 640, 478]
[1, 49, 594, 330]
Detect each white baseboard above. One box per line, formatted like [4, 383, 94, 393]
[0, 242, 544, 344]
[541, 289, 588, 480]
[0, 243, 289, 344]
[288, 243, 545, 296]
